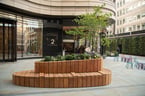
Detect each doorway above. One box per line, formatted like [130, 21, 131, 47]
[0, 18, 16, 61]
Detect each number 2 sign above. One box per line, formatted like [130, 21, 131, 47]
[46, 33, 58, 46]
[50, 39, 55, 45]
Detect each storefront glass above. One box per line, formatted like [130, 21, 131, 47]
[0, 10, 43, 59]
[0, 22, 3, 60]
[17, 17, 43, 58]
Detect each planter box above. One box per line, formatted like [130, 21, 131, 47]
[12, 57, 112, 88]
[13, 69, 111, 88]
[35, 58, 103, 73]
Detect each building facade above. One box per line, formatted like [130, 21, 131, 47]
[116, 0, 145, 35]
[0, 0, 115, 61]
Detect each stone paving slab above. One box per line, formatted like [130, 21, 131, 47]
[0, 57, 145, 96]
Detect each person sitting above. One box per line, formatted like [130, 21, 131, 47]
[85, 47, 91, 54]
[78, 45, 85, 53]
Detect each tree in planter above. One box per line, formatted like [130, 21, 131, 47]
[65, 27, 84, 52]
[72, 5, 111, 53]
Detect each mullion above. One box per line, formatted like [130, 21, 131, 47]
[3, 22, 5, 61]
[7, 23, 10, 60]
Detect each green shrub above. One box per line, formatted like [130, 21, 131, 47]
[56, 55, 65, 61]
[65, 54, 74, 60]
[84, 53, 91, 59]
[114, 51, 119, 56]
[71, 53, 91, 60]
[43, 53, 100, 61]
[107, 35, 145, 56]
[105, 51, 111, 56]
[71, 54, 79, 60]
[91, 53, 100, 59]
[44, 56, 52, 61]
[77, 54, 85, 60]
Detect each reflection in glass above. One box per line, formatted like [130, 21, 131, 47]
[17, 17, 43, 58]
[8, 24, 12, 59]
[0, 21, 16, 61]
[17, 16, 23, 58]
[4, 23, 9, 60]
[0, 23, 3, 60]
[0, 11, 43, 59]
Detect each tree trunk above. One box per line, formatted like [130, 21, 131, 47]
[97, 34, 100, 54]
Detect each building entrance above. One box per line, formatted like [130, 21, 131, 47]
[0, 18, 16, 61]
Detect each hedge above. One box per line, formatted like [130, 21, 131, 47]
[107, 35, 145, 56]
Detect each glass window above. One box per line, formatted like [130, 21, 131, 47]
[17, 16, 23, 58]
[0, 23, 3, 60]
[16, 17, 43, 58]
[123, 19, 125, 24]
[123, 28, 125, 32]
[137, 25, 140, 30]
[120, 20, 122, 25]
[120, 1, 122, 7]
[133, 25, 136, 31]
[142, 23, 145, 30]
[120, 28, 122, 33]
[129, 27, 132, 31]
[117, 2, 119, 8]
[137, 14, 140, 19]
[117, 29, 119, 34]
[0, 11, 43, 59]
[123, 0, 125, 4]
[142, 12, 145, 17]
[19, 18, 43, 58]
[117, 20, 119, 25]
[120, 10, 122, 16]
[4, 23, 9, 60]
[117, 11, 119, 16]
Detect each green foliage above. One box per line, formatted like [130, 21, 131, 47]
[73, 5, 111, 52]
[76, 53, 91, 60]
[84, 53, 91, 59]
[43, 53, 100, 61]
[65, 54, 75, 60]
[56, 55, 65, 61]
[44, 56, 52, 61]
[108, 39, 117, 52]
[130, 37, 135, 55]
[90, 53, 100, 59]
[114, 51, 119, 56]
[138, 37, 143, 55]
[134, 37, 139, 55]
[142, 36, 145, 55]
[128, 37, 132, 54]
[105, 51, 118, 57]
[105, 51, 111, 56]
[107, 35, 145, 56]
[117, 38, 122, 45]
[101, 37, 111, 47]
[65, 27, 84, 39]
[76, 54, 85, 60]
[124, 38, 129, 54]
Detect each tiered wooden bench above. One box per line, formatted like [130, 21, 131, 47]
[13, 58, 112, 88]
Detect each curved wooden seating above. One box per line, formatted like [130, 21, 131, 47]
[13, 69, 111, 88]
[12, 58, 112, 88]
[35, 59, 103, 73]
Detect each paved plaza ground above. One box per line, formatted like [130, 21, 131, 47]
[0, 56, 145, 96]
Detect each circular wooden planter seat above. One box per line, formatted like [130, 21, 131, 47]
[35, 59, 103, 73]
[12, 58, 112, 88]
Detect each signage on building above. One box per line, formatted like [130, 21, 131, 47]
[46, 32, 58, 46]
